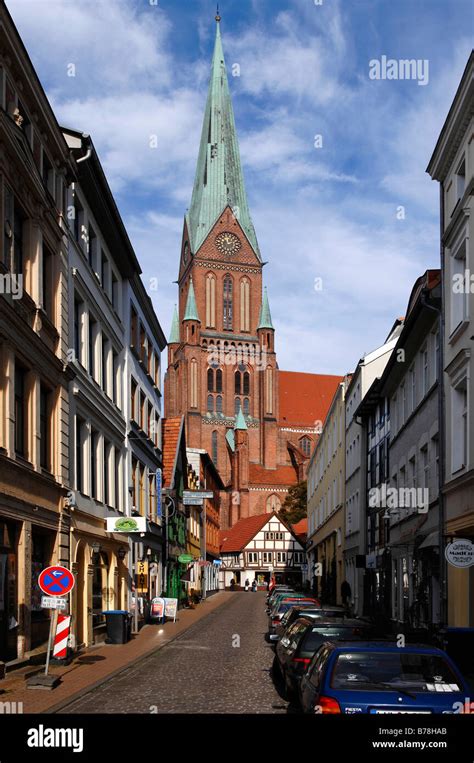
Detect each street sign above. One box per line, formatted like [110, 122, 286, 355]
[38, 566, 75, 597]
[183, 490, 214, 500]
[445, 539, 474, 568]
[156, 468, 162, 519]
[183, 496, 204, 506]
[41, 596, 67, 610]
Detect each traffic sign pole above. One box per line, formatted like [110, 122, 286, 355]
[44, 609, 58, 676]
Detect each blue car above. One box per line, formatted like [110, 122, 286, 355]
[299, 641, 470, 714]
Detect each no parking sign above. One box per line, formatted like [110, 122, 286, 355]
[38, 565, 75, 597]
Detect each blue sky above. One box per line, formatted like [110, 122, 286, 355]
[6, 0, 473, 374]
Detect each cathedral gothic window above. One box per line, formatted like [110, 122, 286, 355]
[266, 494, 281, 513]
[243, 397, 250, 415]
[190, 359, 198, 409]
[216, 369, 223, 393]
[235, 397, 241, 416]
[300, 436, 312, 457]
[223, 275, 233, 330]
[212, 431, 218, 467]
[207, 394, 214, 413]
[216, 395, 223, 414]
[265, 366, 273, 414]
[207, 368, 214, 392]
[206, 273, 216, 328]
[240, 277, 250, 332]
[235, 370, 241, 394]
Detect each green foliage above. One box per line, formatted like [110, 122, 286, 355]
[279, 481, 307, 525]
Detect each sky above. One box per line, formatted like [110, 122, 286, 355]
[6, 0, 473, 375]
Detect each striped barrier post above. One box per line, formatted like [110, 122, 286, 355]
[52, 614, 71, 659]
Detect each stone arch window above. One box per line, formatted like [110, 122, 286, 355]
[243, 371, 250, 395]
[212, 431, 218, 466]
[234, 397, 241, 416]
[207, 368, 214, 392]
[266, 494, 281, 513]
[216, 369, 223, 393]
[190, 359, 198, 408]
[243, 397, 250, 415]
[265, 366, 273, 414]
[206, 272, 216, 328]
[300, 436, 312, 457]
[223, 274, 233, 330]
[216, 395, 223, 414]
[240, 277, 250, 332]
[207, 394, 214, 413]
[235, 370, 241, 394]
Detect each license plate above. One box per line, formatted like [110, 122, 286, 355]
[370, 709, 432, 714]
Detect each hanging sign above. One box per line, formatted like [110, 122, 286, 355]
[445, 539, 474, 568]
[106, 516, 147, 533]
[136, 560, 149, 593]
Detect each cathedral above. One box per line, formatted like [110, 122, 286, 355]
[164, 15, 341, 529]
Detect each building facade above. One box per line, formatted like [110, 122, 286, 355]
[307, 378, 350, 606]
[0, 5, 74, 662]
[427, 52, 474, 627]
[344, 321, 403, 616]
[220, 512, 305, 589]
[164, 17, 341, 529]
[380, 271, 442, 630]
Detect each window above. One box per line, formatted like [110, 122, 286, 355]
[190, 359, 198, 408]
[263, 552, 272, 564]
[409, 365, 416, 412]
[434, 329, 440, 381]
[91, 430, 99, 500]
[223, 275, 233, 330]
[87, 224, 97, 268]
[39, 385, 50, 470]
[212, 431, 218, 466]
[12, 197, 26, 275]
[455, 156, 466, 200]
[248, 552, 258, 564]
[300, 437, 311, 457]
[72, 193, 83, 244]
[234, 371, 241, 395]
[421, 445, 429, 490]
[42, 245, 54, 320]
[243, 397, 249, 415]
[101, 250, 108, 291]
[112, 272, 119, 311]
[243, 372, 250, 396]
[14, 364, 26, 457]
[216, 369, 223, 393]
[409, 455, 416, 490]
[139, 324, 146, 363]
[266, 367, 273, 414]
[266, 494, 281, 512]
[207, 368, 214, 392]
[450, 236, 467, 333]
[102, 337, 108, 393]
[240, 278, 250, 332]
[234, 397, 241, 416]
[451, 376, 468, 473]
[89, 316, 96, 378]
[113, 351, 119, 406]
[74, 296, 82, 363]
[216, 395, 223, 414]
[130, 305, 138, 349]
[422, 346, 429, 396]
[76, 418, 84, 493]
[206, 273, 216, 328]
[207, 394, 214, 413]
[277, 552, 287, 563]
[42, 150, 54, 197]
[103, 441, 110, 506]
[140, 393, 147, 432]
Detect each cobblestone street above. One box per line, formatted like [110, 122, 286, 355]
[58, 593, 288, 714]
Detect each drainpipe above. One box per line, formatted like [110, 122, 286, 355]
[76, 134, 92, 164]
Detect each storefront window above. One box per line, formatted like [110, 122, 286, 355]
[92, 551, 111, 627]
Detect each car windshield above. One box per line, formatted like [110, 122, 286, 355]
[279, 601, 315, 615]
[330, 652, 461, 693]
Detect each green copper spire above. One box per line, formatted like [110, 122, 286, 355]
[169, 304, 180, 344]
[235, 402, 248, 431]
[257, 287, 274, 330]
[183, 278, 200, 322]
[186, 18, 261, 260]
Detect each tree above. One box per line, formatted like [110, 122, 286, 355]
[279, 480, 307, 525]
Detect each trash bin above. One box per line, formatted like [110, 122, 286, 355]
[103, 610, 131, 644]
[438, 627, 474, 676]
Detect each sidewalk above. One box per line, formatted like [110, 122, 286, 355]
[0, 591, 233, 714]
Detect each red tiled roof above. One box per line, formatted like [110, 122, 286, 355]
[162, 416, 184, 488]
[279, 371, 343, 428]
[249, 463, 298, 487]
[292, 518, 308, 544]
[220, 512, 277, 552]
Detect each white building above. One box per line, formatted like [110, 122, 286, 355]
[344, 321, 403, 616]
[220, 512, 305, 589]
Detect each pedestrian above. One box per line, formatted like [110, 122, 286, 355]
[341, 580, 351, 608]
[230, 578, 235, 591]
[244, 578, 250, 592]
[252, 579, 257, 593]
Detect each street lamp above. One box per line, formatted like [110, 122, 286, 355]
[117, 546, 126, 561]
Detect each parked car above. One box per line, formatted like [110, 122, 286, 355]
[274, 617, 372, 699]
[268, 599, 319, 641]
[299, 641, 471, 714]
[267, 587, 294, 608]
[274, 605, 348, 642]
[266, 591, 302, 614]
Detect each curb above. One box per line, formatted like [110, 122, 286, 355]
[46, 593, 235, 714]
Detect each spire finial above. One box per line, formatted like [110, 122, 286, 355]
[215, 3, 221, 22]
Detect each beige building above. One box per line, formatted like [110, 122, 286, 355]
[0, 4, 75, 662]
[307, 377, 350, 605]
[427, 52, 474, 627]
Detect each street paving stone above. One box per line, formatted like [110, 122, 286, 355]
[59, 592, 289, 714]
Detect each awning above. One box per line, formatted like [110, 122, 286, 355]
[418, 531, 439, 550]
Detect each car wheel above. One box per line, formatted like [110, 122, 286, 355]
[271, 654, 282, 681]
[284, 672, 297, 702]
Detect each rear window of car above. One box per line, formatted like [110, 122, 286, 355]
[301, 626, 368, 653]
[278, 600, 316, 615]
[330, 652, 461, 693]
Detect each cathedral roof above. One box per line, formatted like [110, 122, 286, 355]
[168, 304, 180, 343]
[183, 278, 200, 322]
[234, 403, 247, 431]
[257, 287, 274, 330]
[249, 463, 298, 487]
[279, 371, 343, 429]
[186, 18, 261, 260]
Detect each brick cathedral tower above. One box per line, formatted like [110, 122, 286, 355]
[164, 15, 342, 529]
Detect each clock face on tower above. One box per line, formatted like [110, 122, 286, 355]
[215, 231, 241, 256]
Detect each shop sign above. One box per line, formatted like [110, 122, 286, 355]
[156, 469, 162, 519]
[136, 560, 148, 593]
[150, 597, 165, 619]
[445, 539, 474, 568]
[163, 598, 178, 621]
[106, 516, 147, 533]
[178, 554, 194, 563]
[365, 553, 376, 570]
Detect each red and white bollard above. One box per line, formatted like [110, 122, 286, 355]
[52, 614, 71, 659]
